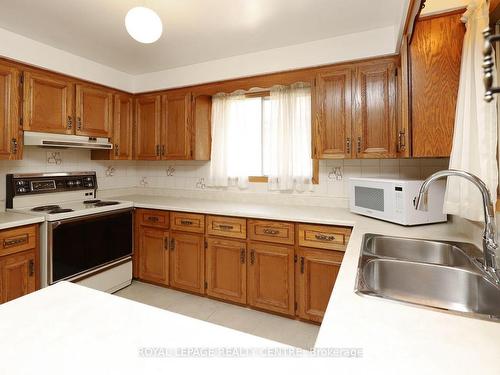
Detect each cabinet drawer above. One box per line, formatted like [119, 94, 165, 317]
[298, 224, 351, 251]
[206, 216, 246, 239]
[248, 219, 294, 245]
[0, 224, 37, 257]
[137, 209, 169, 228]
[171, 212, 205, 233]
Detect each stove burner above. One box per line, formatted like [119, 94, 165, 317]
[83, 199, 101, 204]
[94, 201, 119, 207]
[49, 208, 74, 214]
[32, 205, 60, 212]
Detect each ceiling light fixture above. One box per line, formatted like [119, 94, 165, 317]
[125, 6, 163, 44]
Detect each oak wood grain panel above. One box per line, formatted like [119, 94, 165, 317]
[23, 71, 74, 135]
[75, 84, 112, 137]
[297, 224, 351, 251]
[0, 63, 20, 160]
[206, 215, 247, 239]
[135, 94, 161, 160]
[314, 68, 352, 159]
[0, 249, 36, 303]
[297, 247, 343, 323]
[192, 94, 211, 160]
[169, 232, 205, 294]
[206, 238, 246, 304]
[410, 12, 464, 157]
[353, 59, 398, 158]
[170, 212, 205, 234]
[137, 226, 169, 286]
[136, 209, 169, 229]
[0, 225, 37, 257]
[247, 242, 295, 316]
[248, 219, 295, 245]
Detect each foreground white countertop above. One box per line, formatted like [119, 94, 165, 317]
[1, 194, 499, 374]
[0, 211, 44, 230]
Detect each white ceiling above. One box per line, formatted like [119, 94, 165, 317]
[0, 0, 406, 75]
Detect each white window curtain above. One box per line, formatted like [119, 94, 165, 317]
[265, 83, 312, 191]
[443, 0, 498, 222]
[208, 91, 260, 188]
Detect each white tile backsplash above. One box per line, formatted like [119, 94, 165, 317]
[0, 148, 450, 208]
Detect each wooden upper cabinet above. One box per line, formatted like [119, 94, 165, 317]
[314, 68, 352, 158]
[112, 94, 133, 159]
[75, 84, 112, 137]
[23, 71, 74, 134]
[162, 92, 191, 159]
[353, 59, 398, 158]
[0, 63, 21, 160]
[410, 11, 464, 157]
[135, 94, 161, 160]
[192, 94, 212, 160]
[0, 249, 36, 304]
[247, 242, 295, 316]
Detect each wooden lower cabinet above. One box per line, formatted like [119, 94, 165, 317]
[247, 242, 295, 316]
[169, 231, 205, 294]
[137, 226, 169, 286]
[0, 249, 36, 303]
[206, 238, 246, 304]
[296, 247, 343, 323]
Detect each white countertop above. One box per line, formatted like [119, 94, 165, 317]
[1, 194, 499, 374]
[0, 211, 44, 230]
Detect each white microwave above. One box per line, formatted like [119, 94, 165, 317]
[349, 177, 447, 226]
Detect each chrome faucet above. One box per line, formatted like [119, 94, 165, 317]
[414, 169, 500, 284]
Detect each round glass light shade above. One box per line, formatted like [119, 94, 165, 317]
[125, 7, 163, 44]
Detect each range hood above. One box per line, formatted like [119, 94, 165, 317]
[24, 131, 113, 150]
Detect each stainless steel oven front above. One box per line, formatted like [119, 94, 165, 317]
[47, 208, 133, 284]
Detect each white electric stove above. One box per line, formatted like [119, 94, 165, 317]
[6, 171, 134, 293]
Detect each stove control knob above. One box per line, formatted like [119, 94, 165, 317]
[67, 180, 75, 187]
[16, 180, 25, 186]
[17, 187, 26, 193]
[75, 180, 82, 186]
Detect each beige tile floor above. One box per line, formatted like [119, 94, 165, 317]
[114, 281, 320, 349]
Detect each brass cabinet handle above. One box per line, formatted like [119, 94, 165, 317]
[315, 234, 335, 242]
[483, 28, 500, 102]
[29, 259, 34, 277]
[398, 131, 406, 152]
[170, 238, 175, 251]
[164, 237, 169, 250]
[161, 145, 165, 156]
[346, 137, 351, 154]
[147, 216, 159, 223]
[357, 137, 361, 153]
[263, 228, 279, 235]
[76, 117, 82, 131]
[114, 144, 119, 156]
[11, 138, 18, 154]
[180, 219, 193, 225]
[300, 256, 305, 274]
[240, 248, 246, 264]
[67, 116, 73, 129]
[218, 224, 234, 231]
[3, 234, 28, 248]
[250, 250, 255, 265]
[155, 144, 160, 157]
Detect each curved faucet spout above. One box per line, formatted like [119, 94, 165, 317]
[414, 169, 499, 283]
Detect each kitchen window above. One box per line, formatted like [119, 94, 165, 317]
[209, 83, 314, 191]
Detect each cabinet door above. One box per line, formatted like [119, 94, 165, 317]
[192, 95, 211, 160]
[353, 59, 397, 158]
[410, 12, 464, 157]
[75, 84, 112, 137]
[314, 68, 352, 158]
[137, 226, 169, 285]
[248, 242, 294, 316]
[162, 93, 191, 160]
[169, 232, 204, 294]
[112, 94, 133, 159]
[135, 94, 161, 160]
[297, 248, 342, 323]
[0, 250, 36, 303]
[206, 238, 246, 304]
[23, 71, 74, 134]
[0, 63, 20, 159]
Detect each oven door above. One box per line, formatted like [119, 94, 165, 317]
[47, 208, 133, 284]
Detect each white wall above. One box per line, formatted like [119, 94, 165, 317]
[421, 0, 469, 15]
[0, 147, 449, 209]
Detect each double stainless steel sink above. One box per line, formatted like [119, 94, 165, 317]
[355, 234, 500, 321]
